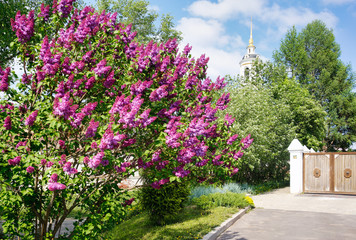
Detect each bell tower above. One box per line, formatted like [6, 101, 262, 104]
[239, 18, 260, 78]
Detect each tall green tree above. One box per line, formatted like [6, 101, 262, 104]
[224, 75, 295, 183]
[96, 0, 182, 43]
[273, 20, 356, 151]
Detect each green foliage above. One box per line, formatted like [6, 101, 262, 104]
[96, 0, 182, 43]
[190, 183, 253, 199]
[223, 75, 295, 183]
[192, 192, 250, 209]
[273, 20, 356, 151]
[139, 182, 190, 226]
[252, 179, 289, 195]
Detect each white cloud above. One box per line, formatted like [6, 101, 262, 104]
[177, 17, 245, 79]
[188, 0, 266, 20]
[187, 0, 338, 33]
[322, 0, 356, 5]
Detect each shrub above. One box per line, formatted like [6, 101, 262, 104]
[192, 192, 250, 210]
[139, 182, 190, 225]
[0, 0, 252, 238]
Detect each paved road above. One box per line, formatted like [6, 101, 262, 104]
[217, 187, 356, 240]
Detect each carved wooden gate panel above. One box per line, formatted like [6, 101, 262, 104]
[304, 153, 356, 194]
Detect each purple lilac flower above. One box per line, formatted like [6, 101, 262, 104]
[48, 182, 66, 191]
[173, 166, 190, 178]
[82, 50, 94, 62]
[241, 134, 253, 150]
[233, 151, 244, 160]
[0, 67, 10, 91]
[10, 10, 35, 43]
[49, 173, 58, 183]
[122, 198, 135, 207]
[212, 155, 224, 166]
[193, 142, 209, 157]
[4, 116, 11, 130]
[59, 154, 66, 166]
[130, 80, 153, 95]
[16, 141, 27, 149]
[38, 3, 50, 21]
[99, 126, 126, 150]
[59, 140, 66, 149]
[103, 70, 115, 88]
[91, 141, 98, 149]
[152, 150, 161, 162]
[53, 93, 78, 120]
[122, 138, 136, 147]
[63, 162, 78, 174]
[41, 159, 47, 165]
[183, 44, 192, 56]
[21, 73, 32, 84]
[101, 159, 109, 166]
[216, 93, 230, 110]
[183, 137, 199, 148]
[230, 168, 239, 176]
[156, 160, 169, 170]
[46, 161, 54, 168]
[224, 114, 235, 126]
[88, 152, 105, 169]
[196, 159, 209, 167]
[165, 131, 182, 148]
[177, 148, 196, 164]
[24, 110, 38, 126]
[85, 119, 100, 138]
[8, 156, 21, 166]
[26, 166, 35, 173]
[215, 76, 227, 90]
[186, 117, 210, 137]
[149, 85, 168, 102]
[94, 59, 112, 77]
[57, 0, 75, 18]
[227, 134, 239, 145]
[151, 181, 160, 189]
[83, 157, 90, 164]
[109, 94, 132, 114]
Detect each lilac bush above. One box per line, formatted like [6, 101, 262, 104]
[0, 0, 252, 239]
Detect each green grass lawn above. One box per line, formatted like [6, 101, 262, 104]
[105, 206, 240, 240]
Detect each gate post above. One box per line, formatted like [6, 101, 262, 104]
[288, 139, 304, 194]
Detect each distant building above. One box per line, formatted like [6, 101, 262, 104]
[239, 19, 260, 79]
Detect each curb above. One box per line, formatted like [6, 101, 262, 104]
[201, 206, 251, 240]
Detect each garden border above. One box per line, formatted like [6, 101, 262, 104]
[201, 206, 251, 240]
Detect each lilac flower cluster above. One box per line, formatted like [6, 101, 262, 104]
[48, 173, 66, 191]
[24, 110, 38, 126]
[0, 67, 10, 91]
[98, 126, 127, 151]
[88, 152, 105, 169]
[38, 3, 50, 21]
[241, 134, 254, 150]
[26, 166, 35, 173]
[63, 162, 78, 174]
[57, 0, 75, 18]
[16, 141, 27, 149]
[8, 156, 21, 166]
[86, 119, 100, 138]
[3, 116, 11, 130]
[10, 10, 35, 43]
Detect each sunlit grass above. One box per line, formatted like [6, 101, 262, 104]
[105, 206, 240, 240]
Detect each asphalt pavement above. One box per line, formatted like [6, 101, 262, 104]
[217, 187, 356, 240]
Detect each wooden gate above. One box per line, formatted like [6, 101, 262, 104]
[304, 153, 356, 194]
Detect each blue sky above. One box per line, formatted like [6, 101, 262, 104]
[89, 0, 356, 80]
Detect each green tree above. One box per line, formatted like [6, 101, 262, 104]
[96, 0, 182, 43]
[273, 20, 356, 151]
[224, 75, 295, 183]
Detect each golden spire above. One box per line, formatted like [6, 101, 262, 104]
[248, 17, 254, 47]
